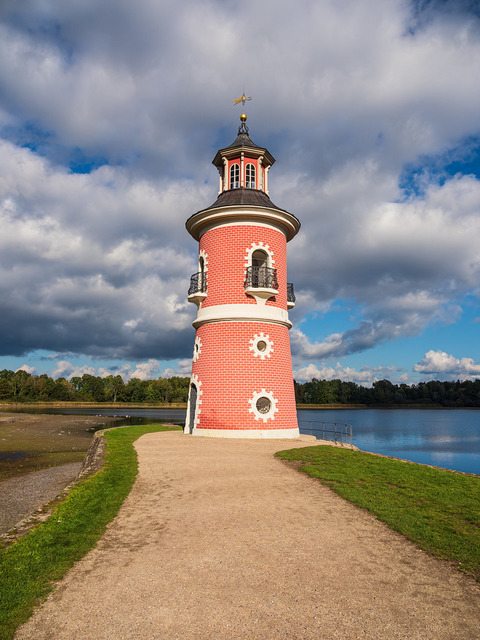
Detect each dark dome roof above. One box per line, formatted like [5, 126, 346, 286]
[225, 131, 260, 150]
[198, 188, 287, 214]
[212, 123, 275, 168]
[186, 188, 301, 241]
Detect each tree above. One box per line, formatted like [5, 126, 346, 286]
[78, 374, 106, 402]
[0, 378, 12, 399]
[125, 378, 148, 403]
[104, 375, 125, 403]
[11, 370, 32, 398]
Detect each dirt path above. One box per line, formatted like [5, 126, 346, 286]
[14, 431, 480, 640]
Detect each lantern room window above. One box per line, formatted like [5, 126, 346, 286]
[245, 163, 256, 188]
[230, 163, 240, 189]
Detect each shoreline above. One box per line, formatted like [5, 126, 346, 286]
[1, 402, 479, 411]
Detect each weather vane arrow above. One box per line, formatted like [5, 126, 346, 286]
[233, 93, 252, 106]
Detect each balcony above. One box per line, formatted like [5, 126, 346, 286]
[244, 266, 278, 304]
[287, 282, 296, 309]
[188, 271, 207, 306]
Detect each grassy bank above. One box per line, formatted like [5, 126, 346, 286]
[276, 446, 480, 581]
[0, 424, 180, 640]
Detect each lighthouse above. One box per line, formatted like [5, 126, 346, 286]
[185, 112, 300, 438]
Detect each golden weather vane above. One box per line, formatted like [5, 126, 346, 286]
[233, 92, 252, 106]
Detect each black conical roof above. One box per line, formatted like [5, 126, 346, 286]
[186, 187, 301, 241]
[212, 124, 275, 168]
[225, 131, 260, 150]
[197, 187, 288, 214]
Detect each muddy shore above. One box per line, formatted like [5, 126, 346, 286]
[0, 413, 117, 540]
[0, 412, 116, 480]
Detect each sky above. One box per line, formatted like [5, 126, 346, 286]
[0, 0, 480, 386]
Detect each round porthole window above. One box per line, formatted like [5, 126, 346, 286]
[256, 396, 271, 414]
[248, 389, 278, 423]
[249, 333, 273, 360]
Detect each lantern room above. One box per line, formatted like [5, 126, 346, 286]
[212, 113, 275, 195]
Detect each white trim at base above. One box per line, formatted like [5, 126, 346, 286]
[191, 427, 300, 439]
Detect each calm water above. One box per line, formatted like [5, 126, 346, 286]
[299, 408, 480, 475]
[4, 406, 480, 475]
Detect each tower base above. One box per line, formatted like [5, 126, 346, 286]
[189, 427, 300, 439]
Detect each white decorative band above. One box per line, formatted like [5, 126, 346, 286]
[192, 304, 292, 329]
[191, 427, 300, 439]
[186, 205, 300, 242]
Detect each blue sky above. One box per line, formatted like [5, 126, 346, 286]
[0, 0, 480, 385]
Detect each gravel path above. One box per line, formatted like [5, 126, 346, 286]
[0, 463, 82, 535]
[14, 431, 480, 640]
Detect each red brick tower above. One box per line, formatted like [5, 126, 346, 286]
[185, 113, 300, 437]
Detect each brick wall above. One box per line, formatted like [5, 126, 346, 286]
[190, 321, 297, 431]
[199, 223, 288, 309]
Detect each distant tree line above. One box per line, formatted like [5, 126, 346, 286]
[294, 378, 480, 407]
[0, 370, 190, 403]
[1, 369, 479, 406]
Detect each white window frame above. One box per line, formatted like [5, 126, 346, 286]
[230, 163, 240, 189]
[245, 163, 256, 189]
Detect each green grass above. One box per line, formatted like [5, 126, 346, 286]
[276, 445, 480, 581]
[0, 424, 180, 640]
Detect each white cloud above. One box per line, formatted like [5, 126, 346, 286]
[52, 361, 96, 379]
[414, 350, 480, 379]
[50, 358, 192, 382]
[287, 171, 480, 359]
[0, 140, 202, 359]
[162, 359, 193, 378]
[125, 359, 161, 381]
[16, 364, 36, 375]
[293, 362, 403, 386]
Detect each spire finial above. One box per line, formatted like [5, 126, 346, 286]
[237, 112, 249, 135]
[233, 92, 251, 134]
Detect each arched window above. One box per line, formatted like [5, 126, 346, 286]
[245, 163, 256, 188]
[244, 243, 278, 296]
[251, 249, 268, 287]
[230, 163, 240, 189]
[251, 249, 268, 269]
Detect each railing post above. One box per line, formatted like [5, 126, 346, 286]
[297, 420, 353, 447]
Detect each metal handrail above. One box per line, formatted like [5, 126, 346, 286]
[287, 282, 296, 304]
[188, 272, 207, 296]
[244, 265, 278, 290]
[299, 420, 353, 447]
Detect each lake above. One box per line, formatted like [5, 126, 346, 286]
[5, 406, 480, 475]
[298, 408, 480, 476]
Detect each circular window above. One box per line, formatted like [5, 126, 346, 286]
[256, 396, 271, 414]
[249, 333, 273, 360]
[248, 389, 278, 423]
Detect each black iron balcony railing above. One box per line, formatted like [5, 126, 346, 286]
[188, 271, 207, 296]
[287, 282, 296, 304]
[244, 266, 278, 290]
